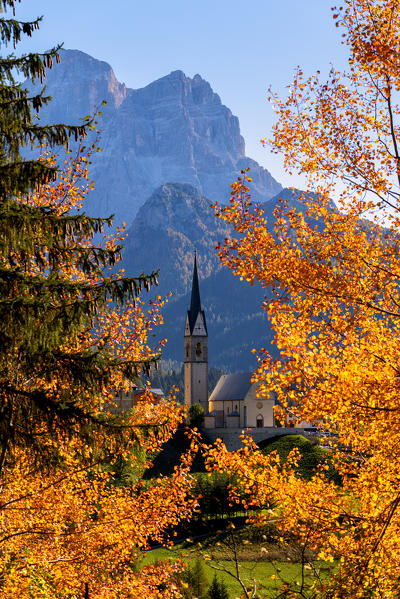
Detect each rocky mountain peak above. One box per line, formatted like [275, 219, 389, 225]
[133, 182, 205, 230]
[27, 49, 128, 122]
[123, 182, 232, 297]
[127, 68, 222, 111]
[26, 49, 282, 226]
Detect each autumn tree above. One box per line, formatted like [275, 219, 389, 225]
[0, 2, 197, 595]
[0, 0, 164, 474]
[0, 144, 198, 598]
[209, 1, 400, 597]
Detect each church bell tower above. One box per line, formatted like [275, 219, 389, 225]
[184, 253, 208, 415]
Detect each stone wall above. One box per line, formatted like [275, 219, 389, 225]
[203, 427, 308, 452]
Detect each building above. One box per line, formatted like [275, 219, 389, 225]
[110, 387, 165, 413]
[183, 252, 209, 416]
[182, 255, 312, 450]
[183, 254, 276, 430]
[206, 372, 276, 429]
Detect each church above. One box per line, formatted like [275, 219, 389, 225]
[113, 254, 307, 449]
[184, 254, 277, 431]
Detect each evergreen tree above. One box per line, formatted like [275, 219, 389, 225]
[180, 558, 209, 599]
[0, 0, 160, 472]
[207, 575, 229, 599]
[188, 403, 205, 428]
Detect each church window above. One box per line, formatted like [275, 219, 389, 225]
[186, 345, 189, 358]
[196, 342, 202, 356]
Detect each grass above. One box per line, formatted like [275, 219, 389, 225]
[259, 434, 340, 483]
[142, 525, 333, 598]
[144, 550, 310, 596]
[140, 434, 340, 595]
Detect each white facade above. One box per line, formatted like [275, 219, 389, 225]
[206, 373, 276, 429]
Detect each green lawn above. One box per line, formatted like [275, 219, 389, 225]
[143, 541, 330, 598]
[140, 434, 339, 597]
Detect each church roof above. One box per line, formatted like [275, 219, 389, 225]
[187, 253, 207, 335]
[209, 372, 254, 402]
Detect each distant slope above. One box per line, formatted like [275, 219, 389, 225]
[159, 267, 274, 372]
[122, 182, 231, 297]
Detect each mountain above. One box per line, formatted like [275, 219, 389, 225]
[24, 48, 298, 371]
[159, 267, 273, 372]
[122, 184, 315, 297]
[26, 49, 282, 226]
[122, 185, 313, 371]
[122, 182, 232, 298]
[31, 50, 128, 122]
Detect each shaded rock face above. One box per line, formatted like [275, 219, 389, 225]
[28, 49, 282, 226]
[123, 186, 317, 371]
[35, 49, 128, 123]
[123, 182, 271, 371]
[159, 266, 272, 372]
[122, 182, 232, 298]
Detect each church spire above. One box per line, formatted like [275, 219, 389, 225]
[189, 251, 201, 319]
[186, 252, 207, 336]
[184, 252, 208, 415]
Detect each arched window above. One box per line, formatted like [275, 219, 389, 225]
[256, 414, 264, 428]
[196, 342, 202, 356]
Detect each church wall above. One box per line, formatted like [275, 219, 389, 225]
[242, 384, 275, 428]
[208, 383, 276, 428]
[208, 399, 241, 425]
[242, 397, 275, 428]
[184, 360, 208, 415]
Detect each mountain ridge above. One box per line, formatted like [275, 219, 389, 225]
[26, 49, 282, 226]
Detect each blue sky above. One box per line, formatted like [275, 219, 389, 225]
[14, 0, 348, 189]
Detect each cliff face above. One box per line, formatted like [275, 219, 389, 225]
[27, 49, 282, 226]
[35, 49, 128, 122]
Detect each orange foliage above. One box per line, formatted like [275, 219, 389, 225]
[0, 146, 196, 598]
[210, 1, 400, 597]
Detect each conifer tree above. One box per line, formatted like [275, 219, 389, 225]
[181, 558, 209, 599]
[207, 574, 230, 599]
[0, 0, 160, 471]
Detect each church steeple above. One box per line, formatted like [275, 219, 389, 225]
[185, 252, 207, 337]
[187, 252, 207, 335]
[189, 252, 201, 321]
[184, 253, 208, 415]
